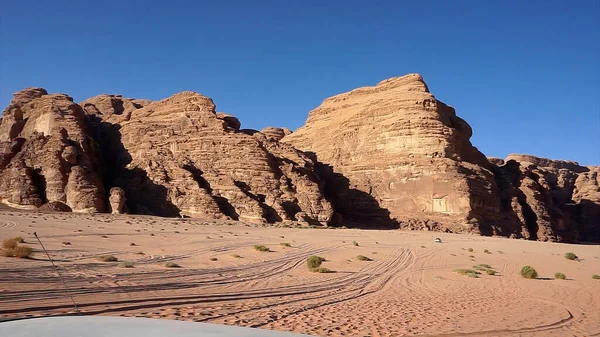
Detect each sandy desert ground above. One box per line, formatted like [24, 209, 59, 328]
[0, 209, 599, 337]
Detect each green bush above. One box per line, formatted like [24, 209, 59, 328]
[486, 269, 496, 275]
[254, 245, 270, 252]
[564, 252, 578, 260]
[307, 255, 325, 270]
[520, 266, 538, 279]
[467, 248, 473, 252]
[454, 268, 481, 278]
[554, 272, 566, 280]
[478, 264, 492, 269]
[280, 242, 291, 247]
[356, 255, 372, 261]
[313, 267, 334, 273]
[592, 274, 600, 280]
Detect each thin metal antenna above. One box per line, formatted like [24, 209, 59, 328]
[33, 232, 81, 315]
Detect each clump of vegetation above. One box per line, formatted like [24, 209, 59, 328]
[421, 245, 426, 248]
[165, 262, 181, 268]
[231, 254, 241, 258]
[280, 242, 291, 247]
[307, 255, 325, 270]
[486, 269, 496, 275]
[497, 250, 504, 254]
[209, 257, 218, 261]
[473, 265, 487, 271]
[592, 274, 600, 280]
[135, 251, 145, 255]
[254, 245, 270, 252]
[467, 248, 473, 252]
[356, 255, 372, 261]
[119, 261, 134, 268]
[12, 237, 25, 243]
[2, 239, 17, 250]
[130, 243, 136, 246]
[468, 255, 475, 258]
[313, 267, 334, 273]
[101, 235, 108, 238]
[97, 255, 118, 262]
[62, 241, 71, 245]
[478, 264, 492, 269]
[352, 241, 359, 247]
[554, 272, 566, 280]
[520, 266, 538, 279]
[564, 252, 578, 261]
[484, 249, 491, 254]
[454, 269, 480, 278]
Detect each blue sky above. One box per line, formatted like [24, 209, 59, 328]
[1, 1, 599, 165]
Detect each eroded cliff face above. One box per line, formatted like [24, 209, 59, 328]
[0, 88, 105, 212]
[80, 92, 333, 225]
[282, 74, 502, 231]
[0, 79, 597, 241]
[492, 155, 599, 242]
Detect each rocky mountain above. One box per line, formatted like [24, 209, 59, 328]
[0, 75, 597, 242]
[283, 74, 599, 242]
[0, 89, 333, 225]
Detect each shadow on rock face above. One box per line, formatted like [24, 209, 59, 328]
[307, 153, 398, 229]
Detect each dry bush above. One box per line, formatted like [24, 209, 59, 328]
[307, 255, 325, 270]
[486, 269, 496, 275]
[165, 262, 181, 268]
[254, 245, 270, 252]
[352, 241, 359, 246]
[97, 255, 118, 262]
[14, 246, 33, 258]
[356, 255, 372, 261]
[2, 239, 17, 249]
[467, 248, 473, 252]
[564, 252, 578, 261]
[280, 242, 291, 247]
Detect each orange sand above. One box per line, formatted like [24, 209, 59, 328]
[1, 210, 599, 336]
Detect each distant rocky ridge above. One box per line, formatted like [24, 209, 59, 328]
[0, 74, 597, 242]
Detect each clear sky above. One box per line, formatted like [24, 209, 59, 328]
[1, 1, 599, 165]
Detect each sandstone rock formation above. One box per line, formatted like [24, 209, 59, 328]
[80, 91, 333, 225]
[0, 88, 105, 212]
[1, 76, 597, 242]
[492, 155, 599, 242]
[283, 74, 599, 242]
[283, 74, 499, 231]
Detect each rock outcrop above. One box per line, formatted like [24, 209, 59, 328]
[492, 155, 599, 242]
[283, 74, 599, 241]
[283, 74, 500, 231]
[1, 77, 597, 242]
[80, 91, 333, 225]
[0, 88, 105, 212]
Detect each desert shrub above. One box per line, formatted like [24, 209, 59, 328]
[592, 275, 600, 279]
[307, 255, 325, 269]
[564, 252, 578, 260]
[13, 246, 33, 258]
[467, 248, 473, 252]
[165, 262, 181, 268]
[520, 266, 538, 279]
[1, 248, 13, 257]
[280, 242, 291, 247]
[209, 257, 218, 261]
[421, 245, 426, 248]
[356, 255, 372, 261]
[473, 265, 486, 271]
[62, 241, 71, 245]
[313, 267, 334, 273]
[231, 254, 241, 258]
[478, 264, 492, 269]
[352, 241, 359, 246]
[468, 255, 475, 258]
[12, 237, 25, 243]
[554, 272, 566, 280]
[2, 239, 17, 249]
[486, 269, 496, 275]
[454, 269, 480, 278]
[97, 255, 118, 262]
[119, 261, 134, 268]
[130, 243, 136, 246]
[254, 245, 270, 252]
[484, 249, 491, 254]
